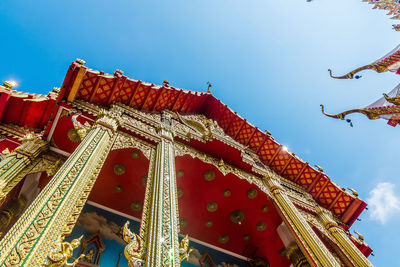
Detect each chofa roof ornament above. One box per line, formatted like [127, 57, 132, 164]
[328, 44, 400, 79]
[321, 83, 400, 127]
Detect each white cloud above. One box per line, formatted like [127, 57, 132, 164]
[77, 212, 125, 245]
[367, 182, 400, 224]
[185, 248, 201, 266]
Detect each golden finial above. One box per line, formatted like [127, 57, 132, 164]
[206, 81, 212, 94]
[115, 69, 124, 75]
[265, 130, 272, 135]
[75, 58, 86, 65]
[347, 187, 359, 197]
[2, 81, 18, 91]
[218, 158, 225, 167]
[163, 80, 170, 87]
[354, 230, 364, 242]
[314, 165, 324, 172]
[52, 87, 61, 94]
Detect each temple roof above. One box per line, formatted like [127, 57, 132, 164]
[0, 60, 367, 227]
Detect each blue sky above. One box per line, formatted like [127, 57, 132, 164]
[1, 0, 399, 265]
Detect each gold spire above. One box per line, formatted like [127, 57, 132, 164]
[206, 81, 212, 94]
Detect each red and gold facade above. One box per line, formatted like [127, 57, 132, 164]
[0, 60, 373, 266]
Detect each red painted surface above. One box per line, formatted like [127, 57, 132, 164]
[176, 155, 290, 266]
[88, 148, 149, 219]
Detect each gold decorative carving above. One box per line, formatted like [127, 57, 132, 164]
[131, 150, 141, 159]
[177, 188, 184, 198]
[174, 141, 272, 199]
[179, 218, 187, 228]
[114, 185, 123, 192]
[111, 132, 153, 160]
[131, 201, 142, 211]
[230, 210, 245, 224]
[70, 99, 101, 116]
[206, 202, 218, 212]
[67, 128, 81, 142]
[218, 234, 229, 244]
[203, 170, 215, 181]
[280, 242, 311, 267]
[256, 221, 267, 231]
[0, 136, 49, 202]
[120, 115, 160, 143]
[205, 220, 213, 227]
[122, 221, 143, 267]
[46, 235, 85, 267]
[247, 188, 258, 199]
[261, 205, 269, 213]
[141, 175, 147, 188]
[0, 124, 34, 140]
[176, 170, 184, 178]
[243, 234, 250, 241]
[223, 189, 231, 197]
[114, 163, 126, 175]
[71, 113, 91, 139]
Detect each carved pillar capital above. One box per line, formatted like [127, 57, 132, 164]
[156, 110, 175, 141]
[281, 242, 311, 267]
[14, 135, 48, 161]
[94, 107, 122, 133]
[315, 207, 338, 230]
[264, 175, 284, 195]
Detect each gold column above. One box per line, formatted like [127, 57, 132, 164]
[0, 135, 48, 202]
[264, 176, 340, 267]
[280, 242, 311, 267]
[316, 207, 373, 267]
[0, 108, 120, 267]
[141, 111, 180, 267]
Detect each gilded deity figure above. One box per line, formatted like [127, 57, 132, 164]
[83, 248, 95, 263]
[179, 235, 193, 262]
[46, 235, 85, 267]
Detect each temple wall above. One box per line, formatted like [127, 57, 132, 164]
[66, 203, 247, 267]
